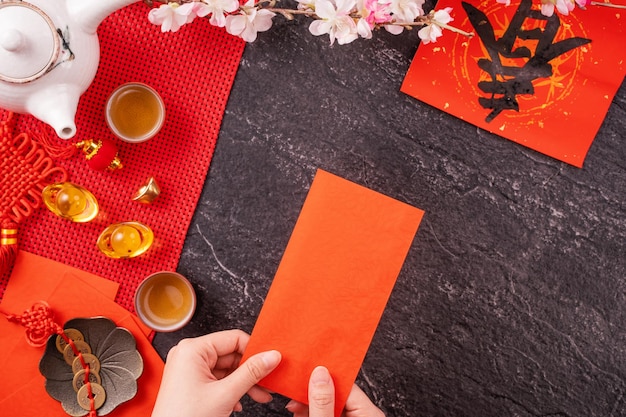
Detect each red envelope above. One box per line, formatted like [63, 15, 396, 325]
[0, 251, 119, 311]
[0, 251, 163, 416]
[241, 169, 424, 416]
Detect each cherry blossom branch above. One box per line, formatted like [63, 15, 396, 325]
[381, 19, 475, 38]
[262, 5, 474, 38]
[145, 0, 473, 44]
[589, 0, 626, 8]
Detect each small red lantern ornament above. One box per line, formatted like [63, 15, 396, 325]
[75, 138, 123, 171]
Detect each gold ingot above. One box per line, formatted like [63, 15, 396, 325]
[42, 182, 99, 222]
[132, 176, 161, 204]
[97, 221, 154, 259]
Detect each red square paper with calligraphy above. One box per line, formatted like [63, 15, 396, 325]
[401, 0, 625, 167]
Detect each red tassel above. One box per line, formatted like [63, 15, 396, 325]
[0, 112, 68, 278]
[0, 113, 19, 276]
[35, 127, 79, 160]
[0, 221, 18, 276]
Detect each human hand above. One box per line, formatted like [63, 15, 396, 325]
[285, 366, 385, 417]
[151, 329, 281, 417]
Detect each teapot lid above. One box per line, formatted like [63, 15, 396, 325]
[0, 2, 60, 83]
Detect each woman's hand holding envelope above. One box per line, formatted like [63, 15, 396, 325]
[285, 366, 386, 417]
[151, 330, 281, 417]
[150, 330, 384, 417]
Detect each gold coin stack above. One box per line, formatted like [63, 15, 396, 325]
[56, 329, 107, 412]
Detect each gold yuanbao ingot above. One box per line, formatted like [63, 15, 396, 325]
[97, 221, 154, 259]
[132, 176, 160, 204]
[42, 182, 99, 222]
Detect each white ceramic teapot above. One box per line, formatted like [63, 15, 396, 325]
[0, 0, 140, 139]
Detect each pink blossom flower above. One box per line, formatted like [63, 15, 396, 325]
[309, 0, 359, 45]
[418, 7, 452, 44]
[356, 0, 393, 38]
[364, 0, 393, 25]
[148, 2, 198, 32]
[225, 0, 275, 42]
[540, 0, 575, 16]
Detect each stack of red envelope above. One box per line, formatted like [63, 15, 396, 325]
[0, 251, 164, 416]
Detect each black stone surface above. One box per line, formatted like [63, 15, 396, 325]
[152, 10, 626, 417]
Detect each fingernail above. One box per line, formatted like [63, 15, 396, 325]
[260, 350, 281, 368]
[310, 366, 332, 385]
[285, 400, 297, 411]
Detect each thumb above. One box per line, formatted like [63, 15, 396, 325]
[308, 366, 335, 417]
[219, 350, 281, 401]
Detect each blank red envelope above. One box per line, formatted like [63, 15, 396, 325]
[241, 169, 424, 416]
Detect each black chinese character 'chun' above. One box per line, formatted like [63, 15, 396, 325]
[462, 0, 591, 122]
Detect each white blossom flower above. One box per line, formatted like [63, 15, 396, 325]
[418, 7, 452, 44]
[384, 0, 425, 34]
[225, 0, 276, 42]
[309, 0, 359, 45]
[199, 0, 239, 27]
[356, 18, 373, 38]
[148, 2, 198, 32]
[389, 0, 424, 20]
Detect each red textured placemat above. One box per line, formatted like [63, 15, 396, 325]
[0, 3, 244, 310]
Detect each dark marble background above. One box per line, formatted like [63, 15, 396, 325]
[152, 8, 626, 417]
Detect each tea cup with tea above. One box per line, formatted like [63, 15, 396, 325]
[134, 271, 196, 332]
[105, 82, 165, 143]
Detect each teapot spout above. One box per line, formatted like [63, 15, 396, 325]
[66, 0, 140, 34]
[26, 84, 81, 140]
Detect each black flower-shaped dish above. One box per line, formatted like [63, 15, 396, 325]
[39, 317, 143, 416]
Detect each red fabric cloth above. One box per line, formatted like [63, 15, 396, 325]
[0, 3, 245, 310]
